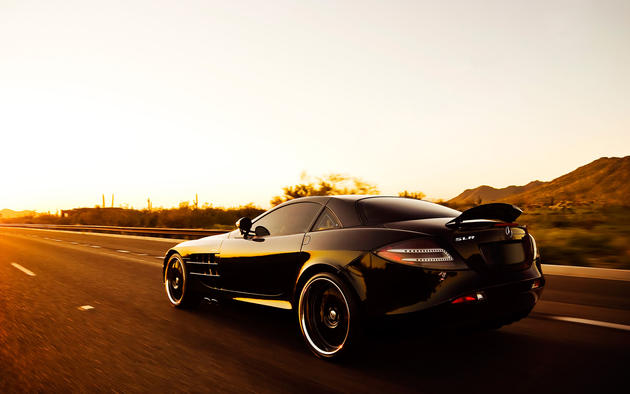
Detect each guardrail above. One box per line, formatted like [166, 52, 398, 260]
[2, 223, 630, 280]
[0, 223, 229, 240]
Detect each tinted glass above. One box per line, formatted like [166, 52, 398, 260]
[311, 208, 341, 231]
[253, 202, 322, 236]
[358, 197, 460, 225]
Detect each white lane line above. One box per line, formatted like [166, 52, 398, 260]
[136, 253, 148, 256]
[53, 239, 63, 242]
[11, 263, 36, 277]
[117, 250, 130, 253]
[78, 305, 94, 311]
[90, 245, 101, 248]
[70, 241, 79, 245]
[154, 256, 164, 259]
[548, 316, 630, 332]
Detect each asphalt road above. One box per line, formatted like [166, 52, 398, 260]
[1, 227, 629, 393]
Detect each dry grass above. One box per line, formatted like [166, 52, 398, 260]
[4, 202, 629, 269]
[518, 206, 630, 269]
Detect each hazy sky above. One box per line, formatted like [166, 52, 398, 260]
[1, 0, 629, 212]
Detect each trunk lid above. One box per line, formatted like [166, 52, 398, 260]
[383, 203, 534, 271]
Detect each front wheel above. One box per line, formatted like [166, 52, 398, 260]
[164, 253, 201, 308]
[298, 272, 361, 359]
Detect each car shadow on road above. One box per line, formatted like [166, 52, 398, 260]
[185, 299, 625, 394]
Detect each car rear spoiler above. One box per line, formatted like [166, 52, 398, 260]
[446, 203, 523, 228]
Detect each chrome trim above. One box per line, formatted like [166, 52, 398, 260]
[298, 277, 350, 357]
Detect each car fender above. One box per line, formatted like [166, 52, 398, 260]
[293, 253, 368, 307]
[162, 234, 227, 278]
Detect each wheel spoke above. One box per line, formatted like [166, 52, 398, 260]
[299, 277, 350, 356]
[165, 257, 185, 303]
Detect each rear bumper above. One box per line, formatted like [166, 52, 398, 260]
[349, 253, 545, 317]
[381, 278, 544, 327]
[450, 278, 544, 321]
[393, 276, 543, 315]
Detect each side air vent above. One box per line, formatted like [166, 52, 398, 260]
[184, 253, 219, 277]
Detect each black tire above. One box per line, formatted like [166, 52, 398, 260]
[164, 253, 201, 309]
[297, 272, 361, 359]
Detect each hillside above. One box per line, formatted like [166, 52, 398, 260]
[448, 156, 630, 207]
[0, 209, 36, 219]
[449, 181, 544, 206]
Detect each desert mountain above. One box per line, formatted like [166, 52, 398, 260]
[448, 156, 630, 207]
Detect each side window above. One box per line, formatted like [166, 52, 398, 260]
[311, 208, 341, 231]
[253, 202, 322, 236]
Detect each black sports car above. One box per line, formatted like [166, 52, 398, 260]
[163, 196, 544, 358]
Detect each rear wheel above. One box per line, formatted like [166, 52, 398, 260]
[298, 272, 361, 359]
[164, 253, 201, 308]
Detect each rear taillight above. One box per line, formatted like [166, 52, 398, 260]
[381, 247, 453, 263]
[451, 291, 486, 304]
[375, 238, 465, 269]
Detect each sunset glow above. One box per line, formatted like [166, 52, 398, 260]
[1, 1, 629, 212]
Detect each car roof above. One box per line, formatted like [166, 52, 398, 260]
[282, 195, 401, 227]
[286, 195, 391, 203]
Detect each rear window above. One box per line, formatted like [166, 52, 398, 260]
[358, 197, 460, 225]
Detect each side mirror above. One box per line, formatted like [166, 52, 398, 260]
[236, 217, 252, 237]
[254, 226, 270, 237]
